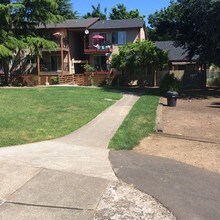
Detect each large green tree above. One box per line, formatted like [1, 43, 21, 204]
[147, 0, 220, 66]
[111, 40, 168, 75]
[109, 4, 145, 20]
[0, 0, 64, 83]
[56, 0, 78, 19]
[83, 3, 107, 20]
[174, 0, 220, 66]
[147, 1, 178, 41]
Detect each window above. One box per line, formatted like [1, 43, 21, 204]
[111, 31, 126, 45]
[94, 56, 107, 71]
[118, 31, 126, 45]
[51, 55, 61, 71]
[112, 32, 118, 44]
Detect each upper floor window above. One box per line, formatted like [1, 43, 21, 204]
[118, 31, 126, 45]
[112, 31, 126, 45]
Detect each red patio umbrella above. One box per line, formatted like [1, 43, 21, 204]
[92, 34, 104, 39]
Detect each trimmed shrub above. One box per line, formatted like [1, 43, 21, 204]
[159, 73, 181, 95]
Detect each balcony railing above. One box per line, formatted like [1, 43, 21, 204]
[41, 38, 69, 52]
[40, 62, 69, 73]
[84, 44, 113, 54]
[52, 38, 69, 49]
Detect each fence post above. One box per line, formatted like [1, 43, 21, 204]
[154, 70, 157, 87]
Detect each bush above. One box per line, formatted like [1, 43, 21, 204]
[159, 73, 181, 95]
[83, 64, 95, 72]
[98, 75, 111, 87]
[51, 76, 59, 85]
[11, 76, 27, 87]
[26, 75, 38, 86]
[207, 76, 220, 87]
[87, 72, 95, 86]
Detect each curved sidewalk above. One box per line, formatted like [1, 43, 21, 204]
[0, 94, 175, 220]
[0, 94, 139, 181]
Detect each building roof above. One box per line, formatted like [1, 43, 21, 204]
[155, 41, 198, 61]
[89, 19, 145, 30]
[37, 18, 99, 29]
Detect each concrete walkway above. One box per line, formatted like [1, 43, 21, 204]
[0, 94, 174, 220]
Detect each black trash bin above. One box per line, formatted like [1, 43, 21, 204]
[166, 91, 178, 107]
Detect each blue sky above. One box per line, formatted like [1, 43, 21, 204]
[72, 0, 171, 22]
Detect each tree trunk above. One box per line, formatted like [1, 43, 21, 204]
[2, 58, 9, 85]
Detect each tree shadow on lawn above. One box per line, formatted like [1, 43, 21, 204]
[102, 86, 159, 97]
[104, 86, 220, 101]
[180, 87, 220, 100]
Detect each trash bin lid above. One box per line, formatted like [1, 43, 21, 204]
[166, 91, 179, 97]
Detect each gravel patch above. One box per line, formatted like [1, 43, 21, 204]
[93, 181, 176, 220]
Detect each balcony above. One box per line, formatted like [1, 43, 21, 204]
[40, 62, 69, 75]
[84, 44, 113, 54]
[41, 38, 69, 52]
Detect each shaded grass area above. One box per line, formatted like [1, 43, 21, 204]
[0, 87, 122, 147]
[109, 88, 159, 150]
[180, 87, 220, 99]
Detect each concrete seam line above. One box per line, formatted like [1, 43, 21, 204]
[5, 201, 94, 211]
[42, 167, 112, 181]
[4, 168, 44, 201]
[93, 180, 113, 212]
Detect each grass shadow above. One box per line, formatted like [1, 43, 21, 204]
[102, 86, 159, 97]
[180, 87, 220, 100]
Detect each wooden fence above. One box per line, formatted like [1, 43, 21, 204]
[156, 70, 206, 88]
[73, 74, 85, 86]
[59, 74, 73, 84]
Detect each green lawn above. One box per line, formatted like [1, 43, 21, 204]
[0, 87, 122, 147]
[109, 88, 159, 150]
